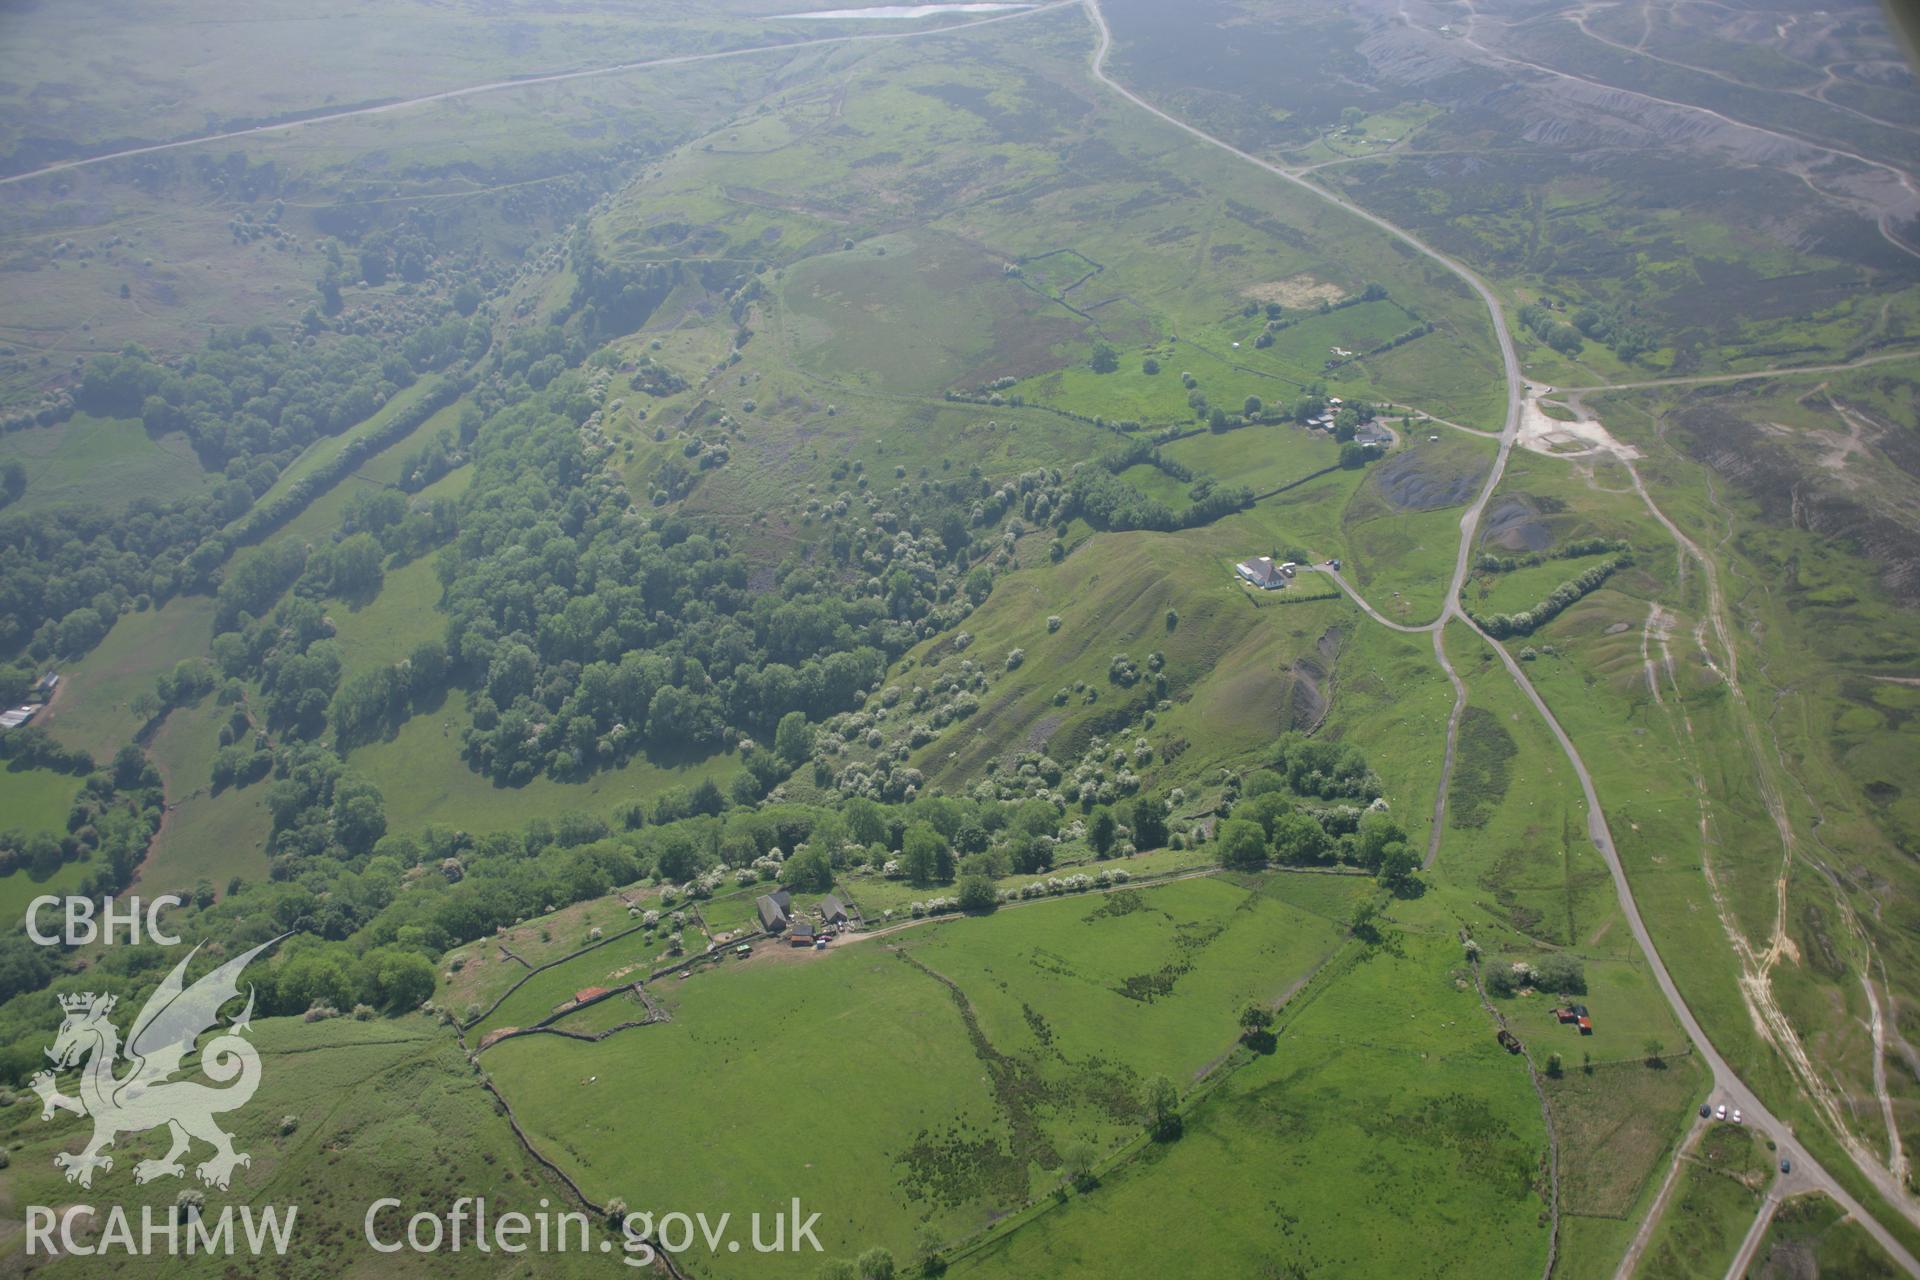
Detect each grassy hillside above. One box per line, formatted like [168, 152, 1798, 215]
[896, 528, 1352, 790]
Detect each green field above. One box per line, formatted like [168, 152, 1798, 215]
[0, 413, 211, 515]
[0, 765, 75, 837]
[954, 926, 1550, 1279]
[1747, 1192, 1906, 1279]
[485, 875, 1352, 1276]
[484, 932, 1009, 1273]
[348, 688, 738, 834]
[1465, 552, 1624, 620]
[1546, 1058, 1706, 1219]
[328, 555, 448, 682]
[1162, 422, 1344, 496]
[140, 697, 273, 896]
[0, 0, 1917, 1275]
[267, 393, 471, 553]
[1638, 1124, 1771, 1279]
[0, 766, 87, 920]
[227, 374, 447, 543]
[38, 596, 216, 763]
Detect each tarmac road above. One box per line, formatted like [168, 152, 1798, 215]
[1081, 0, 1920, 1270]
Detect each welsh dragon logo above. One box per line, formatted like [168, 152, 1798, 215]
[29, 937, 282, 1191]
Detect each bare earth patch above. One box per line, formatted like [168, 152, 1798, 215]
[1240, 274, 1345, 308]
[1521, 385, 1642, 461]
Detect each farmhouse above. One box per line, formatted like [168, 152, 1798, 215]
[1236, 557, 1287, 590]
[788, 918, 816, 947]
[1353, 421, 1393, 448]
[0, 705, 37, 731]
[819, 894, 849, 926]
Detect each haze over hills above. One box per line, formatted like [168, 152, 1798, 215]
[0, 2, 1918, 1277]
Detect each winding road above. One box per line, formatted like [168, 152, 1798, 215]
[1080, 0, 1920, 1272]
[12, 0, 1913, 1269]
[1076, 0, 1524, 884]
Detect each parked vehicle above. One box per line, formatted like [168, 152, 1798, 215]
[1715, 1104, 1728, 1120]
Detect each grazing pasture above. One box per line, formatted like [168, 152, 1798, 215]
[140, 697, 274, 895]
[39, 596, 217, 763]
[0, 413, 211, 515]
[953, 928, 1551, 1279]
[1747, 1193, 1906, 1279]
[1636, 1124, 1770, 1279]
[483, 874, 1348, 1276]
[0, 765, 87, 919]
[347, 689, 739, 833]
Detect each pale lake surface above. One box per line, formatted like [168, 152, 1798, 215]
[773, 4, 1030, 19]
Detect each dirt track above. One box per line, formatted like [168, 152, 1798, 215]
[1082, 0, 1920, 1269]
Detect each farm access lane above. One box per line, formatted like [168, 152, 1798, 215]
[1291, 565, 1464, 869]
[1297, 564, 1435, 635]
[1077, 0, 1920, 1272]
[835, 864, 1231, 948]
[1079, 0, 1529, 888]
[1723, 1174, 1790, 1280]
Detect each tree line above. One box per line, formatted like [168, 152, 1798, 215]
[1468, 555, 1629, 638]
